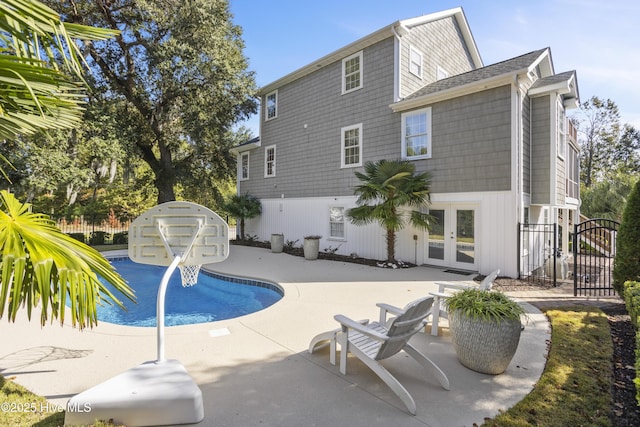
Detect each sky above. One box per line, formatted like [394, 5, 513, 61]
[228, 0, 640, 136]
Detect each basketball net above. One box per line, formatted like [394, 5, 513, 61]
[178, 264, 201, 287]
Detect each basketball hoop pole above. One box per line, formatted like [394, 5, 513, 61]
[155, 220, 204, 362]
[156, 255, 181, 362]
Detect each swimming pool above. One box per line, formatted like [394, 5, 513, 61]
[98, 258, 283, 327]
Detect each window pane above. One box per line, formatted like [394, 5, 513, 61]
[345, 57, 359, 74]
[403, 111, 429, 158]
[329, 207, 345, 238]
[428, 209, 445, 260]
[344, 54, 361, 91]
[266, 92, 277, 119]
[266, 147, 275, 176]
[241, 154, 249, 179]
[410, 48, 422, 77]
[330, 222, 344, 238]
[406, 135, 428, 156]
[456, 210, 475, 264]
[343, 127, 361, 165]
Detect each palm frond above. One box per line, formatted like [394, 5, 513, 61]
[0, 0, 119, 141]
[0, 191, 135, 329]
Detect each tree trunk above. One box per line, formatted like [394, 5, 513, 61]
[155, 169, 176, 204]
[239, 218, 245, 240]
[386, 228, 396, 263]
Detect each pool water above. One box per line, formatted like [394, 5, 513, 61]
[98, 259, 283, 327]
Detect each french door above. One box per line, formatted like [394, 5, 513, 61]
[425, 205, 477, 270]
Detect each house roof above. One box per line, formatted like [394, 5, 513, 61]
[390, 48, 581, 112]
[529, 70, 580, 107]
[405, 48, 548, 99]
[259, 7, 483, 95]
[229, 136, 260, 155]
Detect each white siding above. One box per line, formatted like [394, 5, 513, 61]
[244, 190, 519, 277]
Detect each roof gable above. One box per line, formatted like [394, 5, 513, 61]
[529, 70, 579, 108]
[259, 7, 482, 95]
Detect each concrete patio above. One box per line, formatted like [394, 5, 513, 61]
[0, 245, 550, 427]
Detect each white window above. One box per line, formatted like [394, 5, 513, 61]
[401, 108, 432, 159]
[329, 207, 345, 239]
[436, 65, 449, 80]
[409, 46, 423, 78]
[264, 145, 276, 177]
[265, 90, 278, 121]
[342, 51, 363, 94]
[341, 124, 362, 168]
[239, 152, 249, 181]
[557, 100, 566, 159]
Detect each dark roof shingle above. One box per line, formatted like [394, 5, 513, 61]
[403, 48, 548, 100]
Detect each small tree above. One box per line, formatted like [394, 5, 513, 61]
[224, 193, 262, 240]
[347, 160, 432, 263]
[613, 180, 640, 293]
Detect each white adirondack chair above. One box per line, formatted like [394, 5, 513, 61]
[429, 269, 500, 336]
[332, 297, 450, 415]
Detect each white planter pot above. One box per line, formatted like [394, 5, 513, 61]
[303, 238, 320, 260]
[271, 234, 284, 253]
[544, 255, 569, 279]
[449, 310, 522, 375]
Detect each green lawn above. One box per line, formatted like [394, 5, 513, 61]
[482, 306, 613, 426]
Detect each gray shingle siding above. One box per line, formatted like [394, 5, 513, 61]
[239, 38, 397, 199]
[531, 95, 551, 204]
[406, 85, 512, 193]
[240, 51, 513, 199]
[400, 16, 476, 98]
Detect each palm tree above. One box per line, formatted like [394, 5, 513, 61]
[0, 1, 132, 329]
[224, 193, 262, 240]
[0, 190, 134, 329]
[347, 159, 433, 263]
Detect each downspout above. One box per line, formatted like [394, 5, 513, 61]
[514, 74, 523, 223]
[514, 74, 523, 278]
[391, 24, 403, 101]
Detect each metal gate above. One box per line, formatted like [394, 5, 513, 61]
[573, 218, 619, 296]
[518, 223, 562, 287]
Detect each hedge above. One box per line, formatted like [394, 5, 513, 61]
[623, 280, 640, 405]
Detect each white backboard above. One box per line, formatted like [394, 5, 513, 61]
[128, 201, 229, 266]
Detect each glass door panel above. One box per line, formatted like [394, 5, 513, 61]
[455, 209, 475, 264]
[428, 209, 445, 261]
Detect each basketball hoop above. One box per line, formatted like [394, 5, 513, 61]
[178, 264, 201, 287]
[128, 201, 229, 362]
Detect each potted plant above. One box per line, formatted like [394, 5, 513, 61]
[303, 235, 321, 260]
[271, 233, 284, 253]
[444, 288, 526, 375]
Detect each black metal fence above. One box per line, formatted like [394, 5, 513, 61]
[517, 223, 570, 287]
[56, 216, 237, 246]
[573, 218, 619, 296]
[56, 217, 132, 246]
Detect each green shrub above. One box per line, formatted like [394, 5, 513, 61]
[613, 180, 640, 293]
[113, 231, 128, 244]
[67, 232, 86, 244]
[623, 281, 640, 406]
[443, 288, 525, 322]
[89, 231, 107, 245]
[624, 281, 640, 330]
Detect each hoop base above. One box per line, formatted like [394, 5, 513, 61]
[179, 264, 201, 287]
